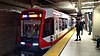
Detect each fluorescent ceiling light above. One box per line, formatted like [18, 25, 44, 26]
[70, 13, 77, 15]
[81, 9, 93, 12]
[82, 6, 95, 8]
[61, 12, 69, 18]
[33, 5, 41, 8]
[12, 10, 21, 13]
[57, 1, 75, 9]
[81, 1, 100, 5]
[75, 8, 78, 12]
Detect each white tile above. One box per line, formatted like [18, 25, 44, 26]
[60, 30, 100, 56]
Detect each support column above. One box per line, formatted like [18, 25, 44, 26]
[78, 0, 81, 11]
[77, 0, 82, 18]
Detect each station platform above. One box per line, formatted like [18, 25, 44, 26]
[43, 29, 100, 56]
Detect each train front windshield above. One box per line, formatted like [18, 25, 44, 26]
[21, 20, 41, 38]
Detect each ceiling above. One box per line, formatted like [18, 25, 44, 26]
[1, 0, 100, 15]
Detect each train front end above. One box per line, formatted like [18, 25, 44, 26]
[19, 8, 46, 51]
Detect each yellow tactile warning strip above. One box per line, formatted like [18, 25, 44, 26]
[43, 28, 75, 56]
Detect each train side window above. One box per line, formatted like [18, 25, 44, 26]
[42, 17, 54, 37]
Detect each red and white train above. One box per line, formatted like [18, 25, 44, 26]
[17, 8, 75, 50]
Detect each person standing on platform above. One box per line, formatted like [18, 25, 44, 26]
[80, 20, 85, 35]
[75, 10, 82, 41]
[88, 20, 92, 35]
[75, 18, 81, 41]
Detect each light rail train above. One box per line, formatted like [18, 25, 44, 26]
[17, 8, 75, 51]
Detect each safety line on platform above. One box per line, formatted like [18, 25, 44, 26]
[43, 28, 75, 56]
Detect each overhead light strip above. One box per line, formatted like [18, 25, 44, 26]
[82, 6, 95, 8]
[81, 1, 100, 5]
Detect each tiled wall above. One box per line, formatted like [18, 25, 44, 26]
[0, 11, 20, 56]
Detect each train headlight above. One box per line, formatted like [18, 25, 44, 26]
[22, 15, 28, 18]
[21, 42, 25, 45]
[32, 43, 39, 46]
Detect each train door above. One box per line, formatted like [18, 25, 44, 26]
[54, 16, 60, 39]
[53, 10, 61, 39]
